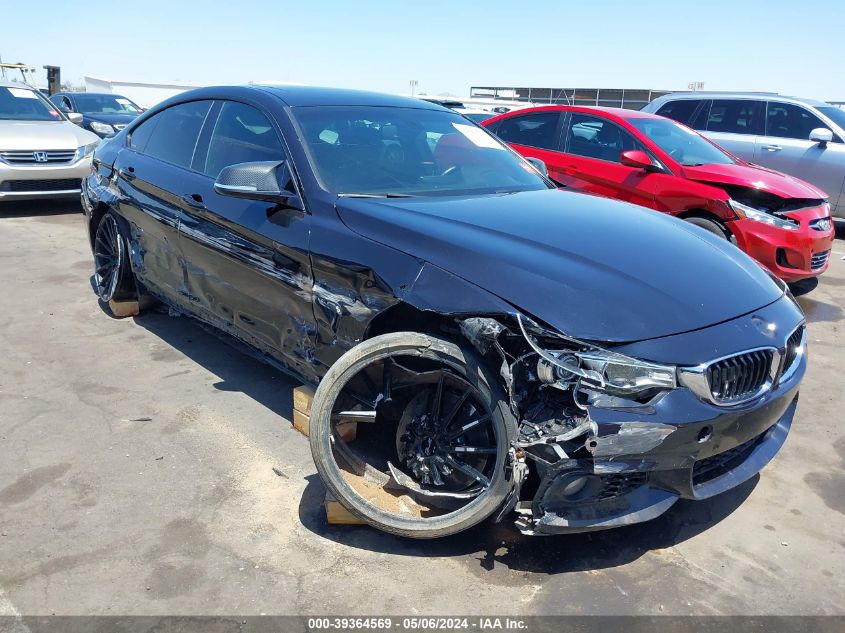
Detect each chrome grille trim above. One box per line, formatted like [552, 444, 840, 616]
[706, 349, 776, 403]
[778, 324, 806, 385]
[0, 150, 77, 165]
[810, 251, 830, 270]
[679, 347, 781, 407]
[680, 320, 807, 407]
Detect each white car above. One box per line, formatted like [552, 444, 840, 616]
[0, 81, 100, 202]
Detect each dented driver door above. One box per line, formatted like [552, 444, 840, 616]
[177, 100, 318, 380]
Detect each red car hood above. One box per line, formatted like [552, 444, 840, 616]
[682, 163, 827, 199]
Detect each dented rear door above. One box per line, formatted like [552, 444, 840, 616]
[114, 100, 214, 300]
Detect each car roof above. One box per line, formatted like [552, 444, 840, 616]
[653, 91, 831, 108]
[488, 104, 661, 122]
[250, 85, 445, 110]
[54, 91, 129, 98]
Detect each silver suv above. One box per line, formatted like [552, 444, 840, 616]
[643, 93, 845, 218]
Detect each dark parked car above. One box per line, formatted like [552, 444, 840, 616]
[82, 86, 806, 538]
[50, 92, 142, 138]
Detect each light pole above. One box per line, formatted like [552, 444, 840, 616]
[409, 79, 418, 97]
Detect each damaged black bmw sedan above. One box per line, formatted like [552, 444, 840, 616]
[82, 86, 806, 538]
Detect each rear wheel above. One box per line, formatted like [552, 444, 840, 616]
[309, 332, 517, 538]
[93, 212, 136, 303]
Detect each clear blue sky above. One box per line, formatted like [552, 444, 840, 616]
[3, 0, 843, 100]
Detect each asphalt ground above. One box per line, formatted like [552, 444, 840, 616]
[0, 200, 843, 617]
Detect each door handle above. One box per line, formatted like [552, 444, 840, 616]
[181, 193, 206, 210]
[118, 166, 135, 180]
[761, 144, 782, 152]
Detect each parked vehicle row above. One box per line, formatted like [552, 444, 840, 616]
[644, 93, 845, 218]
[482, 105, 835, 282]
[81, 85, 806, 538]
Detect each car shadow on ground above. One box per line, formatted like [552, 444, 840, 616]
[0, 199, 82, 218]
[297, 471, 759, 574]
[126, 307, 297, 421]
[94, 293, 761, 574]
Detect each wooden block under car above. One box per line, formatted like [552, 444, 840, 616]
[108, 299, 140, 318]
[290, 385, 357, 442]
[292, 410, 357, 442]
[293, 385, 315, 417]
[292, 408, 310, 436]
[325, 490, 366, 525]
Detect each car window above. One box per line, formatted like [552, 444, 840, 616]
[0, 86, 63, 121]
[655, 99, 701, 125]
[49, 95, 73, 110]
[494, 112, 561, 150]
[815, 107, 845, 141]
[706, 100, 764, 135]
[629, 118, 734, 166]
[128, 113, 161, 152]
[766, 102, 828, 140]
[203, 101, 285, 178]
[565, 114, 644, 162]
[292, 105, 550, 197]
[72, 94, 143, 115]
[140, 101, 212, 169]
[689, 100, 711, 130]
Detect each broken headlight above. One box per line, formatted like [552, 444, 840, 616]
[574, 351, 677, 396]
[729, 199, 799, 231]
[517, 313, 677, 398]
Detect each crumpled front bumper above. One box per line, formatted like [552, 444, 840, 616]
[527, 388, 798, 534]
[523, 295, 805, 535]
[729, 207, 835, 283]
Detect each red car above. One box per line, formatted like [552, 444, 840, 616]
[483, 106, 835, 283]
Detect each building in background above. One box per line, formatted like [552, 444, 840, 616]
[469, 87, 675, 110]
[83, 76, 202, 108]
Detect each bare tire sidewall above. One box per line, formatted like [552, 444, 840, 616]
[309, 332, 516, 538]
[685, 217, 728, 240]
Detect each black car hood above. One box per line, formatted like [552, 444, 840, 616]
[335, 189, 783, 342]
[84, 113, 138, 125]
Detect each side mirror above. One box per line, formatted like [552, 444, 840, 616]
[809, 127, 833, 146]
[67, 112, 83, 125]
[620, 149, 654, 170]
[214, 160, 301, 206]
[524, 156, 548, 177]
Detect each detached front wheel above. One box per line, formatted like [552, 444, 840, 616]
[309, 332, 517, 538]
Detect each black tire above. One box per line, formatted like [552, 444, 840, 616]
[93, 212, 136, 304]
[309, 332, 517, 538]
[684, 216, 729, 240]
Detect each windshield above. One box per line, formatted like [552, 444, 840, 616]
[817, 107, 845, 135]
[72, 93, 142, 115]
[629, 117, 735, 166]
[292, 105, 551, 196]
[0, 86, 64, 121]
